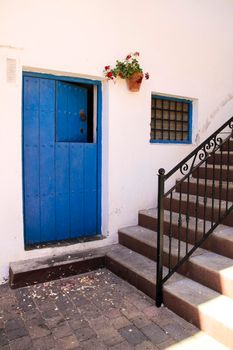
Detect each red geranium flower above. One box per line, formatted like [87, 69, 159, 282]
[145, 72, 149, 80]
[105, 65, 110, 70]
[126, 54, 131, 60]
[106, 71, 113, 79]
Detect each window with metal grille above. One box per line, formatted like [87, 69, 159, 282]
[150, 95, 192, 143]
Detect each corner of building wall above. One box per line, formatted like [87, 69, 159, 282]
[101, 81, 110, 237]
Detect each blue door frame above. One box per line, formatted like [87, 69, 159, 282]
[22, 72, 102, 246]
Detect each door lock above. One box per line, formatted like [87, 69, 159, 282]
[79, 110, 87, 122]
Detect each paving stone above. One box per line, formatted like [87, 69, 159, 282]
[108, 340, 134, 350]
[95, 326, 124, 347]
[55, 334, 80, 349]
[5, 318, 25, 331]
[68, 318, 89, 331]
[111, 316, 131, 329]
[102, 333, 124, 347]
[132, 298, 153, 311]
[0, 318, 5, 329]
[79, 337, 107, 350]
[59, 306, 79, 319]
[141, 323, 171, 346]
[71, 295, 89, 307]
[40, 307, 61, 320]
[45, 314, 65, 329]
[1, 310, 22, 322]
[0, 345, 10, 350]
[118, 325, 147, 345]
[52, 323, 73, 339]
[10, 335, 33, 350]
[74, 326, 96, 342]
[22, 309, 42, 321]
[87, 315, 110, 331]
[157, 338, 178, 349]
[6, 326, 28, 341]
[26, 319, 51, 339]
[135, 340, 159, 349]
[120, 301, 143, 320]
[33, 334, 55, 350]
[143, 306, 161, 319]
[162, 322, 191, 341]
[104, 307, 122, 319]
[14, 290, 36, 312]
[0, 330, 8, 347]
[132, 315, 152, 329]
[79, 304, 101, 320]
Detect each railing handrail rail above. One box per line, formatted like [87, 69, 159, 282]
[164, 116, 233, 180]
[156, 115, 233, 307]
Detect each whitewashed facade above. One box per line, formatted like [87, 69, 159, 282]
[0, 0, 233, 283]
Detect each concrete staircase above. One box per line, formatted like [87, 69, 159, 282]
[106, 141, 233, 349]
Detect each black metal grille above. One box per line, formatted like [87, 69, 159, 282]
[151, 97, 191, 142]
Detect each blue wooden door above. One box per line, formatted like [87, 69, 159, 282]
[23, 75, 100, 245]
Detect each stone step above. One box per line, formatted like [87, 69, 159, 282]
[106, 244, 233, 349]
[119, 225, 233, 299]
[177, 177, 233, 202]
[139, 209, 233, 259]
[220, 139, 233, 151]
[164, 278, 233, 349]
[9, 246, 112, 288]
[163, 192, 233, 227]
[207, 151, 233, 165]
[192, 164, 233, 181]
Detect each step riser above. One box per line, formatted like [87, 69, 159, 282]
[10, 256, 105, 289]
[163, 288, 233, 349]
[178, 181, 233, 202]
[207, 153, 233, 165]
[119, 232, 233, 299]
[192, 167, 233, 181]
[163, 198, 233, 227]
[220, 140, 233, 151]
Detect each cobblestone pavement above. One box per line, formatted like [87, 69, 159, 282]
[0, 269, 199, 350]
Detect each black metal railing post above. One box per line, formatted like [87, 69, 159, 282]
[156, 168, 165, 307]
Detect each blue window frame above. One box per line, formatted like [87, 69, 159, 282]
[150, 95, 192, 144]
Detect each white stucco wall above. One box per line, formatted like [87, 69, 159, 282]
[0, 0, 233, 283]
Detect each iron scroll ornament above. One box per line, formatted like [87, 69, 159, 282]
[179, 131, 232, 177]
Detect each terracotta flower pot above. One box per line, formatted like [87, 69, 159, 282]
[126, 72, 143, 92]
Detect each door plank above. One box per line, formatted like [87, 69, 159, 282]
[23, 77, 40, 244]
[55, 143, 70, 240]
[70, 143, 84, 237]
[84, 144, 97, 235]
[40, 79, 56, 243]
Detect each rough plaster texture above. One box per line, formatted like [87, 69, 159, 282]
[0, 0, 233, 282]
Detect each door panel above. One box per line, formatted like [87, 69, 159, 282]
[23, 75, 100, 245]
[56, 82, 88, 142]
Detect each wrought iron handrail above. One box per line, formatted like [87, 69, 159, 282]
[156, 116, 233, 307]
